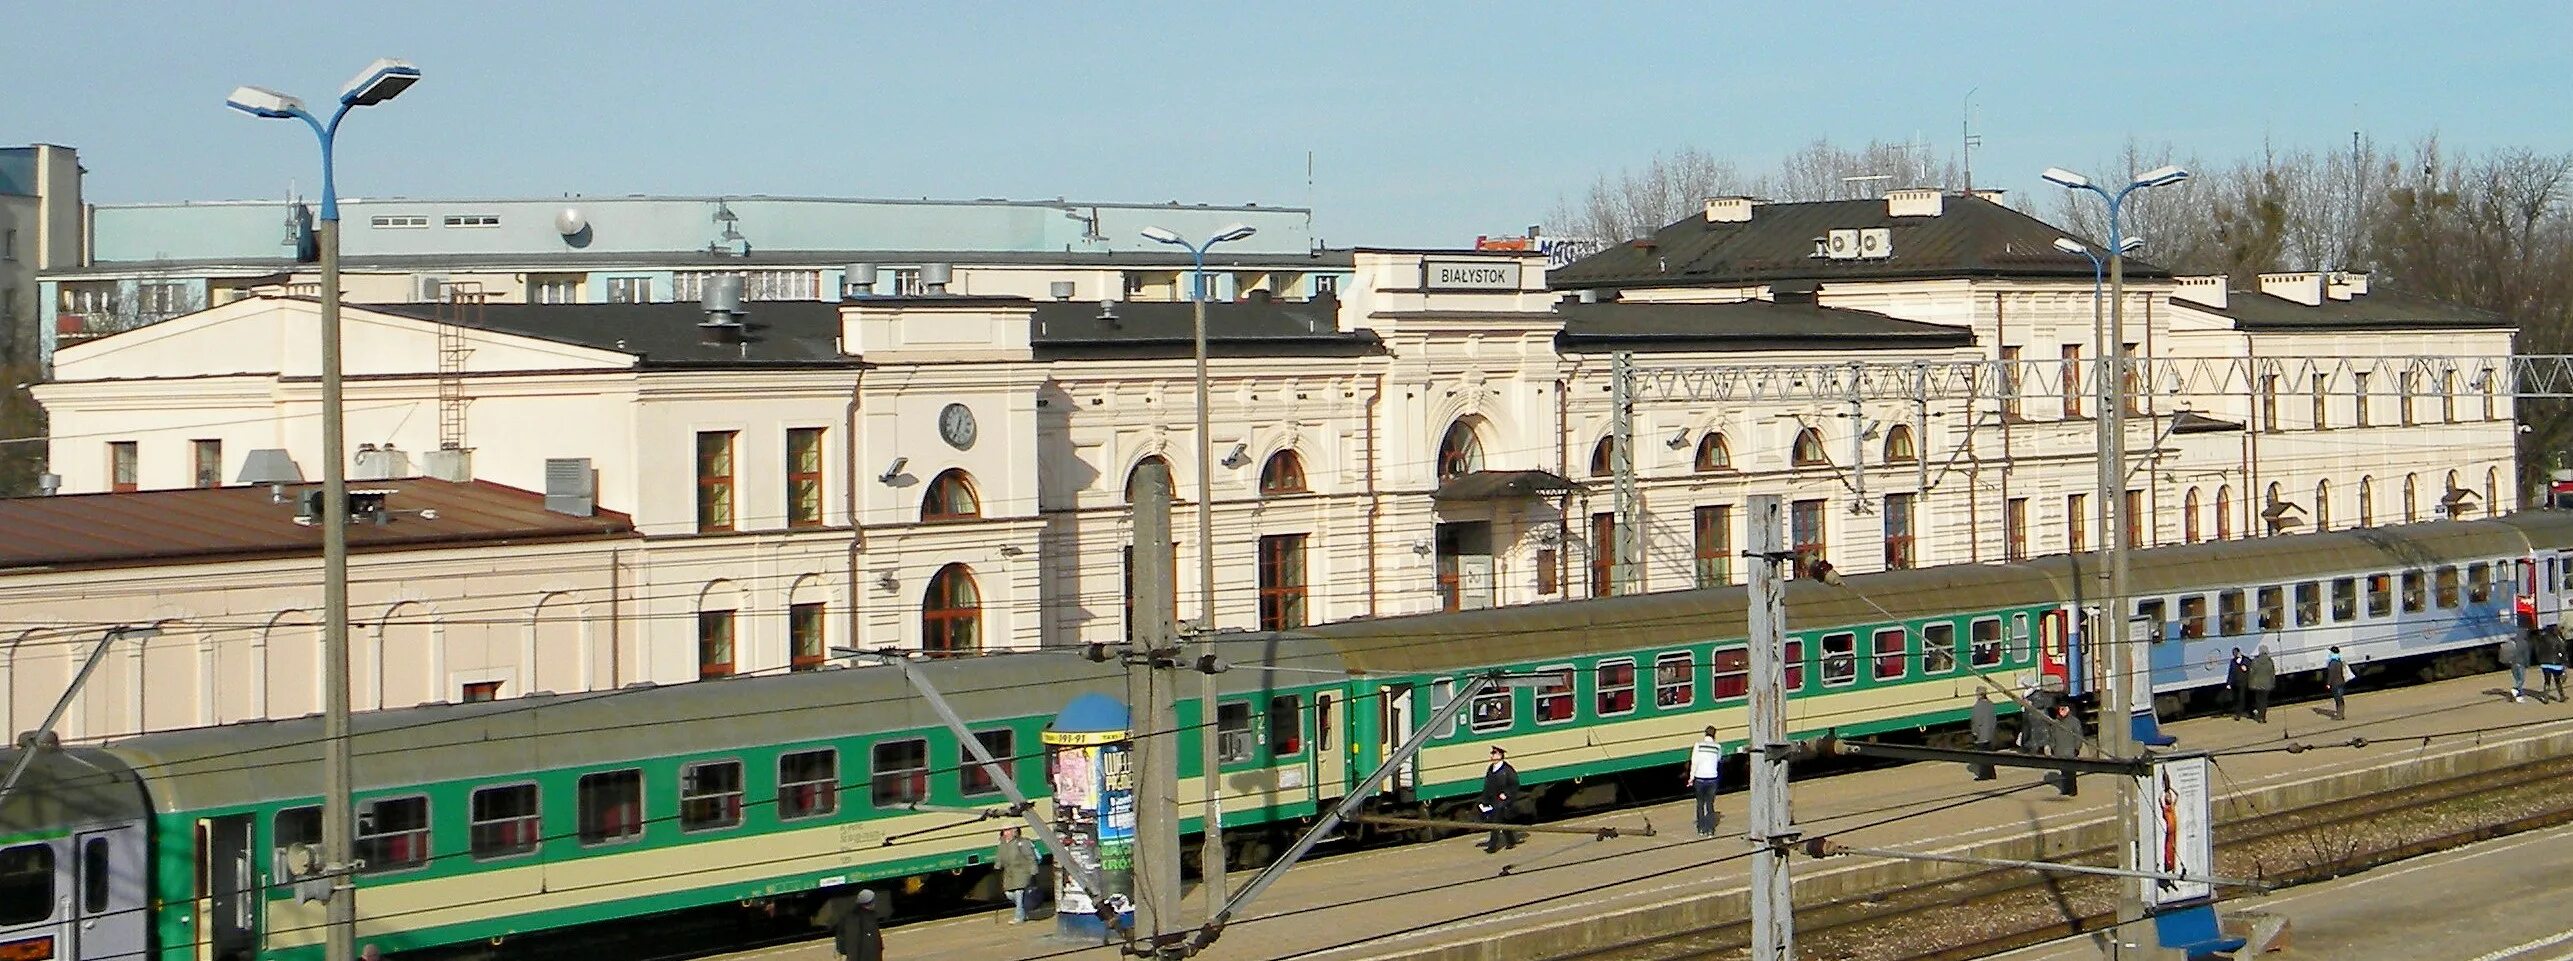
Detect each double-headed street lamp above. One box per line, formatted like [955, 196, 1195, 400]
[1138, 221, 1255, 914]
[227, 57, 422, 961]
[2043, 163, 2187, 961]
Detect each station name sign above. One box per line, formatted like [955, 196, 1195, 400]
[1424, 259, 1522, 291]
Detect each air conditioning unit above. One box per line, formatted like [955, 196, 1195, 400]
[415, 275, 449, 302]
[1825, 229, 1860, 260]
[1858, 228, 1892, 259]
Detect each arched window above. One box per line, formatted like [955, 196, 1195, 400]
[922, 469, 980, 521]
[2215, 485, 2233, 540]
[2183, 487, 2202, 543]
[921, 564, 981, 656]
[1790, 427, 1829, 467]
[1882, 424, 1917, 464]
[2315, 479, 2332, 531]
[1589, 436, 1616, 477]
[1258, 449, 1307, 495]
[1694, 432, 1732, 472]
[1436, 419, 1484, 480]
[2405, 473, 2419, 522]
[1125, 456, 1173, 503]
[2358, 476, 2375, 527]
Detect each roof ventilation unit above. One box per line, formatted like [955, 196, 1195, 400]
[844, 264, 878, 298]
[920, 263, 953, 295]
[545, 458, 596, 517]
[1050, 281, 1077, 301]
[699, 274, 746, 343]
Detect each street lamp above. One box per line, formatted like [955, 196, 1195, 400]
[1138, 221, 1255, 914]
[228, 57, 421, 961]
[2044, 162, 2188, 961]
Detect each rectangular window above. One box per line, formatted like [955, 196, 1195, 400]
[2401, 571, 2428, 613]
[109, 440, 138, 492]
[607, 277, 654, 303]
[2367, 574, 2394, 618]
[2067, 493, 2088, 553]
[1590, 512, 1616, 597]
[871, 739, 928, 807]
[370, 215, 429, 228]
[355, 795, 430, 873]
[2400, 372, 2418, 426]
[1533, 670, 1576, 724]
[1655, 652, 1696, 708]
[2434, 566, 2461, 608]
[2137, 599, 2168, 642]
[0, 844, 51, 926]
[1791, 498, 1827, 576]
[961, 730, 1013, 797]
[1970, 618, 2004, 667]
[191, 439, 222, 488]
[273, 806, 320, 877]
[1712, 647, 1750, 700]
[528, 273, 583, 305]
[894, 268, 924, 296]
[1922, 623, 1958, 674]
[1783, 640, 1806, 690]
[1694, 505, 1733, 587]
[1468, 686, 1514, 734]
[2218, 590, 2246, 636]
[461, 680, 502, 703]
[1820, 632, 1858, 686]
[577, 770, 644, 846]
[680, 760, 744, 832]
[696, 430, 737, 532]
[1872, 628, 1907, 680]
[2312, 378, 2330, 430]
[442, 214, 501, 227]
[2005, 498, 2029, 561]
[2257, 586, 2284, 631]
[786, 427, 825, 527]
[779, 749, 840, 820]
[2126, 490, 2147, 549]
[2296, 581, 2323, 627]
[697, 610, 736, 679]
[790, 602, 826, 671]
[1258, 533, 1310, 630]
[1217, 701, 1257, 760]
[1595, 659, 1637, 716]
[2061, 344, 2084, 417]
[2000, 345, 2024, 420]
[1269, 695, 1306, 754]
[1535, 548, 1559, 595]
[1433, 678, 1457, 737]
[2354, 372, 2372, 428]
[2334, 577, 2362, 621]
[1882, 493, 1916, 570]
[2469, 562, 2494, 604]
[2178, 594, 2208, 639]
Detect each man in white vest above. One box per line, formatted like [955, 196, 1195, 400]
[1686, 726, 1724, 836]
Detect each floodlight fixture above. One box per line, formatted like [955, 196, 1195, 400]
[2040, 167, 2091, 190]
[225, 85, 306, 120]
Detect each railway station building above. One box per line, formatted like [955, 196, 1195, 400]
[9, 188, 2523, 740]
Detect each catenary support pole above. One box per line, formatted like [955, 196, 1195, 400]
[1130, 461, 1187, 949]
[318, 209, 359, 961]
[1745, 494, 1797, 961]
[1611, 352, 1643, 594]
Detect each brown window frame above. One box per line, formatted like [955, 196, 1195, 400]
[922, 563, 982, 656]
[1257, 533, 1309, 630]
[789, 601, 826, 672]
[191, 438, 222, 489]
[695, 431, 737, 533]
[1694, 504, 1732, 587]
[786, 427, 825, 528]
[696, 610, 736, 679]
[1258, 449, 1308, 495]
[922, 469, 981, 522]
[109, 440, 138, 493]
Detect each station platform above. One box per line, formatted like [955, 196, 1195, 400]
[716, 672, 2573, 961]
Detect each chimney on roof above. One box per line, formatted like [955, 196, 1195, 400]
[2327, 270, 2369, 301]
[1968, 188, 2007, 204]
[1049, 280, 1076, 301]
[1886, 188, 1945, 218]
[2172, 276, 2228, 309]
[2257, 271, 2326, 306]
[1703, 196, 1754, 223]
[1771, 281, 1820, 305]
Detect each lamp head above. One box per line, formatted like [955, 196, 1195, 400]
[2118, 235, 2146, 253]
[340, 58, 422, 107]
[1139, 226, 1185, 246]
[2040, 167, 2092, 190]
[225, 86, 306, 120]
[2131, 165, 2190, 189]
[1211, 223, 1257, 244]
[2051, 237, 2087, 255]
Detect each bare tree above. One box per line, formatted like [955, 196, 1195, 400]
[1547, 147, 1749, 243]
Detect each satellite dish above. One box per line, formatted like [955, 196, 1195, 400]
[555, 207, 588, 237]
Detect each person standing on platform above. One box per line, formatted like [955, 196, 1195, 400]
[2046, 703, 2083, 796]
[996, 827, 1040, 924]
[2539, 628, 2568, 702]
[1686, 726, 1724, 836]
[2248, 646, 2277, 723]
[1968, 691, 1999, 781]
[831, 889, 884, 961]
[2225, 647, 2251, 720]
[2324, 647, 2350, 718]
[2502, 632, 2531, 702]
[1479, 746, 1520, 853]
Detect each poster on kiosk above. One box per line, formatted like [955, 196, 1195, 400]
[2135, 753, 2214, 908]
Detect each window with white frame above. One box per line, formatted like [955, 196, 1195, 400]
[892, 268, 924, 296]
[673, 269, 819, 302]
[606, 276, 654, 303]
[370, 215, 429, 229]
[60, 283, 116, 315]
[528, 273, 584, 304]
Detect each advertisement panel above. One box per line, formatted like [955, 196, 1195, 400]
[2135, 753, 2214, 907]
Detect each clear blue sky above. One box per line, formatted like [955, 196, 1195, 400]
[6, 1, 2568, 247]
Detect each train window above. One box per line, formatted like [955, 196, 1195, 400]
[2178, 596, 2208, 639]
[1655, 653, 1697, 707]
[1820, 633, 1858, 686]
[2218, 591, 2246, 636]
[274, 806, 321, 877]
[1468, 686, 1515, 734]
[680, 760, 745, 832]
[2135, 599, 2168, 643]
[2257, 587, 2284, 631]
[1433, 679, 1459, 737]
[1216, 702, 1257, 761]
[779, 749, 839, 820]
[2367, 574, 2394, 618]
[355, 795, 430, 873]
[960, 731, 1013, 798]
[2468, 563, 2493, 603]
[1596, 659, 1638, 716]
[2295, 582, 2322, 627]
[2560, 557, 2571, 591]
[2435, 567, 2461, 608]
[1316, 695, 1334, 753]
[1711, 648, 1748, 699]
[2333, 578, 2360, 622]
[1783, 640, 1807, 690]
[1271, 695, 1308, 753]
[2012, 613, 2033, 662]
[1970, 618, 2004, 668]
[577, 770, 644, 846]
[469, 784, 541, 860]
[0, 844, 52, 925]
[1873, 628, 1907, 680]
[1533, 670, 1577, 725]
[871, 739, 929, 807]
[2401, 572, 2428, 613]
[1923, 623, 1958, 674]
[81, 836, 107, 914]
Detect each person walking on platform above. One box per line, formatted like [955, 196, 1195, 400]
[1479, 746, 1521, 853]
[2247, 646, 2277, 723]
[2502, 632, 2531, 702]
[996, 827, 1040, 924]
[2046, 703, 2083, 796]
[1686, 726, 1724, 835]
[2539, 628, 2569, 702]
[1968, 691, 1999, 781]
[2225, 647, 2252, 720]
[826, 889, 884, 961]
[2324, 647, 2350, 718]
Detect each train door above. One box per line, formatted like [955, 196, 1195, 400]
[1313, 693, 1348, 801]
[198, 815, 256, 961]
[0, 837, 68, 961]
[1378, 685, 1416, 793]
[2030, 611, 2070, 694]
[71, 826, 146, 961]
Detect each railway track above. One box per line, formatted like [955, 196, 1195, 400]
[1547, 753, 2573, 961]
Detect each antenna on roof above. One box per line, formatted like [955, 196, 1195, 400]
[1961, 88, 1981, 192]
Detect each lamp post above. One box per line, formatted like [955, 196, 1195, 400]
[2043, 163, 2187, 961]
[1139, 222, 1255, 916]
[228, 59, 422, 961]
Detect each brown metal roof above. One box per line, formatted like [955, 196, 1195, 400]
[1549, 193, 2172, 290]
[0, 478, 635, 571]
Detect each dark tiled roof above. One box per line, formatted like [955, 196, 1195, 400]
[2184, 291, 2511, 331]
[370, 300, 855, 368]
[1029, 295, 1382, 359]
[0, 479, 634, 571]
[1549, 194, 2168, 289]
[1554, 299, 1975, 352]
